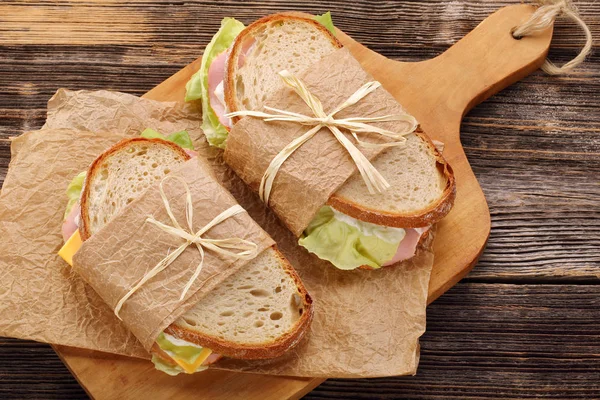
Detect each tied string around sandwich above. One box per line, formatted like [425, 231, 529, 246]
[226, 70, 418, 205]
[113, 176, 258, 320]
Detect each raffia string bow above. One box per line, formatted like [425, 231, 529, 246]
[226, 70, 418, 205]
[114, 176, 258, 320]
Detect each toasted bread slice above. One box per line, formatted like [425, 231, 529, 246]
[79, 138, 313, 360]
[224, 13, 342, 123]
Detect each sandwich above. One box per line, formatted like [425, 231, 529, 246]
[58, 132, 313, 375]
[186, 13, 456, 271]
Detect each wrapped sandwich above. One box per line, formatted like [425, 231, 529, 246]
[58, 133, 313, 375]
[186, 13, 456, 271]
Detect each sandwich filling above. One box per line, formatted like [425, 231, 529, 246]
[299, 206, 429, 270]
[208, 51, 231, 129]
[185, 17, 246, 148]
[152, 332, 222, 376]
[206, 37, 256, 130]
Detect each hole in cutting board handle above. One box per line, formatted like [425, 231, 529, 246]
[510, 27, 523, 40]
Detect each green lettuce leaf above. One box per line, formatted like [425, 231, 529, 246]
[185, 17, 245, 148]
[298, 206, 405, 270]
[152, 332, 209, 375]
[151, 355, 183, 376]
[140, 128, 194, 150]
[64, 171, 86, 219]
[139, 128, 163, 139]
[166, 130, 194, 150]
[314, 12, 335, 35]
[155, 332, 207, 366]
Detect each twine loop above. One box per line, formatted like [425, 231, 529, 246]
[113, 176, 258, 320]
[513, 0, 592, 75]
[226, 70, 418, 204]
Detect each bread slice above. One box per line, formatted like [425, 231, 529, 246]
[79, 138, 191, 240]
[79, 138, 313, 360]
[224, 13, 342, 122]
[163, 246, 312, 359]
[223, 15, 455, 227]
[328, 131, 456, 228]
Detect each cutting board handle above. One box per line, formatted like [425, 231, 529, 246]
[343, 4, 554, 140]
[418, 4, 553, 119]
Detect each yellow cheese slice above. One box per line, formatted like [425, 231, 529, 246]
[172, 348, 213, 374]
[58, 229, 82, 266]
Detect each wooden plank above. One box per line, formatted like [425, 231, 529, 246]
[309, 283, 600, 399]
[464, 148, 600, 281]
[3, 283, 600, 399]
[1, 0, 598, 48]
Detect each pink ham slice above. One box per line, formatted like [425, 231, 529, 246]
[203, 353, 222, 365]
[207, 39, 256, 129]
[382, 226, 430, 266]
[62, 204, 80, 242]
[184, 149, 198, 158]
[207, 50, 230, 128]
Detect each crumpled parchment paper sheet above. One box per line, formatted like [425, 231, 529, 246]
[0, 89, 433, 377]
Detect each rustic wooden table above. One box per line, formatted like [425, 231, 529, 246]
[1, 0, 599, 398]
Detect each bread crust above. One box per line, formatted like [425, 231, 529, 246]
[223, 13, 342, 125]
[79, 138, 191, 240]
[155, 246, 313, 360]
[327, 131, 456, 229]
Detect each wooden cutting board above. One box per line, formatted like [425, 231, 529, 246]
[52, 4, 552, 399]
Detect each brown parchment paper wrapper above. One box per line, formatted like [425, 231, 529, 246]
[0, 89, 433, 378]
[0, 128, 148, 358]
[225, 48, 405, 236]
[73, 159, 274, 351]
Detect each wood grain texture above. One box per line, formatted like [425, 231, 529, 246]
[308, 283, 600, 399]
[2, 283, 599, 399]
[0, 0, 599, 398]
